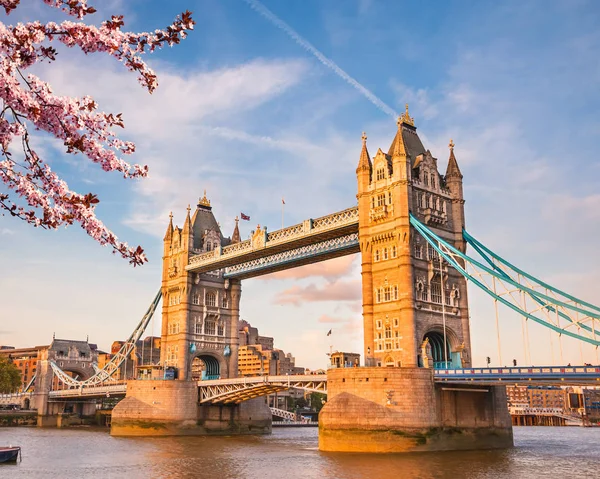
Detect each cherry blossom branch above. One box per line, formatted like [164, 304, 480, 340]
[0, 1, 195, 265]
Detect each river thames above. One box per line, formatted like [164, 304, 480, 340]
[1, 426, 599, 478]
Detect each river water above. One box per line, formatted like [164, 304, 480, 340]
[1, 426, 599, 478]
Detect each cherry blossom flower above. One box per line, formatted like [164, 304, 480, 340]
[0, 0, 194, 265]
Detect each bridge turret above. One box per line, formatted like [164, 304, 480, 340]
[444, 140, 466, 252]
[181, 204, 193, 252]
[356, 131, 372, 194]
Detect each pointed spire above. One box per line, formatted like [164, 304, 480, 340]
[163, 211, 174, 241]
[388, 116, 407, 159]
[445, 139, 463, 179]
[182, 205, 192, 234]
[356, 131, 371, 173]
[231, 216, 241, 244]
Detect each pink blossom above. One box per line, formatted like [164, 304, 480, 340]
[0, 1, 194, 266]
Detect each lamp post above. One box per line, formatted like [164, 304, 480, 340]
[367, 346, 371, 367]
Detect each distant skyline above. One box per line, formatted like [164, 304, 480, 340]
[1, 0, 599, 369]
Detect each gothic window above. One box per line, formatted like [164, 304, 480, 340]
[206, 242, 212, 251]
[384, 287, 391, 302]
[385, 326, 392, 339]
[376, 320, 382, 329]
[378, 332, 382, 339]
[376, 289, 381, 303]
[217, 323, 224, 336]
[414, 243, 423, 259]
[431, 279, 442, 304]
[442, 201, 447, 214]
[376, 168, 385, 181]
[394, 318, 399, 327]
[395, 331, 399, 338]
[206, 292, 216, 307]
[387, 192, 392, 204]
[392, 245, 397, 258]
[393, 285, 398, 300]
[222, 295, 228, 308]
[205, 320, 216, 335]
[385, 342, 392, 351]
[213, 242, 219, 251]
[378, 344, 383, 351]
[383, 247, 388, 260]
[395, 341, 399, 349]
[375, 250, 380, 262]
[431, 174, 436, 188]
[427, 195, 433, 209]
[435, 198, 440, 211]
[417, 193, 423, 208]
[371, 197, 375, 208]
[424, 173, 429, 187]
[192, 293, 200, 305]
[427, 244, 438, 261]
[195, 317, 203, 335]
[377, 193, 385, 207]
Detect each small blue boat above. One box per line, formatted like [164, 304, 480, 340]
[0, 446, 21, 463]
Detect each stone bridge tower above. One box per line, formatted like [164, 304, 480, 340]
[356, 106, 471, 369]
[160, 193, 241, 380]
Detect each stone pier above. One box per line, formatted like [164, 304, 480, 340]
[319, 367, 513, 453]
[111, 380, 271, 436]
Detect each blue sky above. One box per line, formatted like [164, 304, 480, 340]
[1, 0, 599, 369]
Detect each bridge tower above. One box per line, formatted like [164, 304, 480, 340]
[356, 106, 471, 370]
[160, 192, 241, 381]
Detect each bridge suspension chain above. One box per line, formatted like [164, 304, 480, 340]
[410, 215, 600, 348]
[50, 290, 162, 388]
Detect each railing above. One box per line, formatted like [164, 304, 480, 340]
[187, 206, 358, 270]
[435, 366, 600, 384]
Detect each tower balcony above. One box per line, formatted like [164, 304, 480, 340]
[420, 207, 447, 226]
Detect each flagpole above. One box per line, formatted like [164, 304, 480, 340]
[281, 197, 285, 229]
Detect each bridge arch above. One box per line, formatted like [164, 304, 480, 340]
[190, 352, 227, 381]
[422, 327, 461, 369]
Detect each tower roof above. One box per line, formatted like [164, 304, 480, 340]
[163, 212, 174, 241]
[231, 216, 241, 244]
[356, 132, 372, 172]
[387, 104, 426, 162]
[190, 191, 225, 250]
[445, 139, 463, 179]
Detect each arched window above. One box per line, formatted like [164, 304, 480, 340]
[436, 198, 440, 211]
[427, 195, 433, 209]
[204, 320, 216, 335]
[383, 247, 388, 260]
[424, 173, 429, 187]
[206, 292, 216, 307]
[431, 174, 436, 188]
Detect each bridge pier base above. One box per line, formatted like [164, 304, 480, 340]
[319, 367, 513, 453]
[110, 380, 271, 436]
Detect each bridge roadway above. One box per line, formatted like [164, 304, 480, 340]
[43, 366, 600, 402]
[186, 206, 359, 279]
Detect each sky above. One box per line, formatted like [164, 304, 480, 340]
[1, 0, 600, 370]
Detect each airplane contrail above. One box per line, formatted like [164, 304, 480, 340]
[242, 0, 398, 119]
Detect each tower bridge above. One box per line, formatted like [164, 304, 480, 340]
[24, 106, 600, 452]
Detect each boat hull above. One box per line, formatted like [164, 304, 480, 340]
[0, 447, 20, 463]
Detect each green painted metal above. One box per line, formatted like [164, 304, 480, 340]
[409, 215, 600, 347]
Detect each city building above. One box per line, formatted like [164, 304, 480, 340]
[506, 385, 565, 409]
[329, 352, 360, 369]
[0, 345, 46, 391]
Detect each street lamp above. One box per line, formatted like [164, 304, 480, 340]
[367, 347, 371, 367]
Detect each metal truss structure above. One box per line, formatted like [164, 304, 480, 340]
[410, 214, 600, 348]
[198, 375, 328, 404]
[50, 290, 162, 388]
[435, 366, 600, 385]
[48, 383, 127, 399]
[187, 207, 359, 275]
[270, 407, 297, 421]
[224, 233, 359, 279]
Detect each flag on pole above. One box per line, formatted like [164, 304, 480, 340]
[327, 329, 332, 336]
[240, 212, 250, 221]
[282, 197, 285, 205]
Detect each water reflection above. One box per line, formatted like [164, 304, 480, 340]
[1, 426, 599, 479]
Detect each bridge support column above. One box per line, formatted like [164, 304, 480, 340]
[319, 367, 513, 453]
[111, 380, 271, 436]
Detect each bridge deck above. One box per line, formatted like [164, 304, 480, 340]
[44, 366, 600, 400]
[186, 206, 359, 278]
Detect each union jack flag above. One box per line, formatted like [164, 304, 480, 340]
[240, 212, 250, 221]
